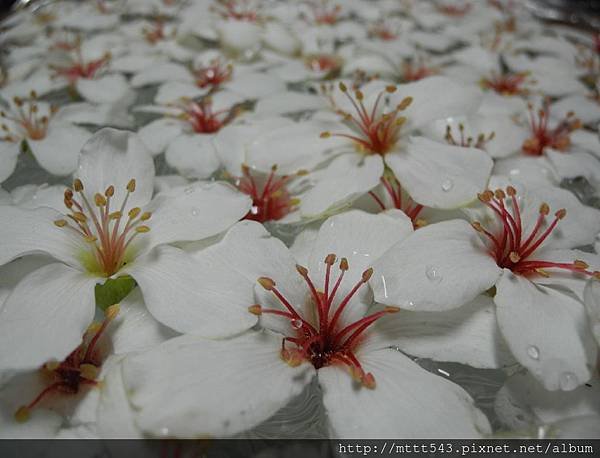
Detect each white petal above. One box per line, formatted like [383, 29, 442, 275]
[254, 91, 326, 116]
[217, 21, 262, 53]
[123, 331, 315, 437]
[363, 295, 514, 369]
[155, 81, 207, 104]
[54, 102, 132, 128]
[0, 206, 85, 267]
[319, 348, 490, 438]
[108, 288, 178, 355]
[137, 118, 185, 156]
[225, 72, 286, 99]
[495, 270, 597, 391]
[76, 128, 155, 210]
[126, 245, 257, 337]
[0, 141, 20, 184]
[164, 133, 221, 179]
[392, 76, 482, 130]
[546, 149, 600, 185]
[584, 280, 600, 346]
[76, 74, 134, 105]
[371, 219, 502, 311]
[386, 137, 493, 209]
[571, 129, 600, 156]
[28, 123, 91, 176]
[143, 181, 251, 250]
[493, 155, 559, 187]
[131, 62, 193, 88]
[299, 154, 384, 217]
[0, 263, 97, 371]
[495, 371, 600, 431]
[552, 95, 600, 126]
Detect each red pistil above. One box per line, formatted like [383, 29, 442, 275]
[14, 305, 119, 423]
[1, 93, 54, 142]
[472, 187, 599, 279]
[252, 256, 399, 388]
[445, 123, 495, 149]
[173, 98, 237, 134]
[480, 71, 529, 96]
[54, 178, 151, 277]
[321, 82, 412, 156]
[369, 175, 425, 227]
[50, 47, 110, 84]
[522, 101, 581, 156]
[194, 60, 233, 89]
[236, 164, 301, 222]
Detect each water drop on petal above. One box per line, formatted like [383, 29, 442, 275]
[527, 345, 539, 360]
[191, 207, 200, 216]
[559, 372, 578, 391]
[425, 265, 442, 283]
[441, 179, 454, 192]
[291, 319, 303, 330]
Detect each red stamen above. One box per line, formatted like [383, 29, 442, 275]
[369, 175, 425, 227]
[480, 71, 529, 96]
[522, 101, 581, 156]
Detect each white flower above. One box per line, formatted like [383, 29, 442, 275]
[113, 210, 491, 438]
[372, 178, 600, 391]
[0, 128, 253, 373]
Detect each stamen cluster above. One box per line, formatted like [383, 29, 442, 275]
[472, 186, 599, 278]
[235, 164, 301, 223]
[194, 60, 233, 89]
[251, 255, 399, 388]
[309, 1, 342, 25]
[50, 47, 110, 84]
[369, 175, 425, 227]
[54, 178, 151, 277]
[171, 98, 237, 134]
[445, 123, 495, 149]
[216, 0, 260, 22]
[1, 93, 54, 142]
[321, 82, 413, 156]
[522, 102, 581, 156]
[480, 71, 530, 96]
[14, 304, 119, 423]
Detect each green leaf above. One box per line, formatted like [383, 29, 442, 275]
[95, 275, 137, 311]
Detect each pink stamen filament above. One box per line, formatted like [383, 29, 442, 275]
[1, 96, 52, 141]
[481, 72, 528, 96]
[255, 256, 396, 387]
[473, 187, 599, 279]
[522, 102, 581, 156]
[368, 176, 424, 225]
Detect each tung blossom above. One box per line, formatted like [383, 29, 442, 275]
[0, 128, 254, 373]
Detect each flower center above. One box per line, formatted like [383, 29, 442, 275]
[310, 1, 341, 25]
[143, 20, 167, 44]
[171, 98, 237, 134]
[402, 60, 439, 82]
[14, 304, 119, 423]
[480, 71, 529, 96]
[1, 94, 53, 142]
[436, 1, 472, 17]
[50, 49, 110, 84]
[522, 102, 581, 156]
[54, 178, 151, 277]
[368, 174, 426, 228]
[445, 123, 495, 149]
[472, 187, 600, 279]
[251, 255, 399, 388]
[369, 22, 398, 41]
[194, 60, 233, 89]
[321, 82, 413, 156]
[305, 54, 342, 73]
[217, 0, 260, 21]
[235, 164, 301, 223]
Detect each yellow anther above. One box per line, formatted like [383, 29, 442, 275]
[384, 306, 401, 313]
[555, 209, 567, 219]
[248, 304, 262, 315]
[128, 207, 141, 218]
[109, 211, 122, 220]
[13, 96, 23, 107]
[105, 185, 114, 197]
[539, 203, 549, 215]
[362, 267, 374, 282]
[14, 406, 30, 423]
[126, 179, 136, 192]
[471, 221, 483, 232]
[73, 178, 84, 192]
[362, 372, 376, 389]
[338, 81, 347, 92]
[84, 235, 98, 243]
[385, 85, 397, 93]
[140, 212, 152, 221]
[535, 268, 550, 278]
[30, 90, 37, 99]
[296, 169, 309, 176]
[94, 193, 107, 207]
[340, 257, 349, 271]
[44, 360, 60, 371]
[54, 219, 67, 227]
[495, 189, 505, 200]
[258, 277, 276, 290]
[509, 252, 521, 263]
[87, 322, 102, 334]
[135, 225, 150, 233]
[506, 186, 516, 197]
[289, 198, 301, 206]
[324, 253, 337, 265]
[79, 364, 98, 381]
[414, 218, 428, 228]
[355, 90, 364, 101]
[281, 349, 303, 367]
[72, 212, 87, 222]
[271, 164, 278, 172]
[397, 96, 413, 110]
[395, 116, 407, 126]
[105, 303, 120, 320]
[296, 264, 309, 277]
[320, 131, 331, 138]
[479, 190, 493, 202]
[573, 260, 589, 270]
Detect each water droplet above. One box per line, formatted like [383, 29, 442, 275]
[527, 345, 539, 360]
[441, 179, 454, 192]
[401, 299, 415, 308]
[425, 266, 442, 283]
[559, 372, 578, 391]
[290, 319, 303, 330]
[191, 207, 200, 216]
